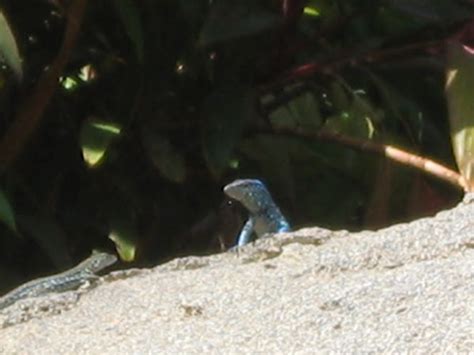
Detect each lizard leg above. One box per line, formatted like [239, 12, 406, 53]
[278, 222, 291, 233]
[236, 217, 255, 247]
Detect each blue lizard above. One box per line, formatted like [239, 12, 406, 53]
[223, 179, 290, 247]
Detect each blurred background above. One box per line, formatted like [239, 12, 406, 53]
[0, 0, 472, 291]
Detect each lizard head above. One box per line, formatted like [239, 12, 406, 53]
[223, 179, 272, 214]
[83, 252, 118, 273]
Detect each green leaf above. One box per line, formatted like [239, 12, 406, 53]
[303, 7, 320, 17]
[287, 91, 322, 129]
[113, 0, 144, 63]
[0, 9, 22, 81]
[446, 42, 474, 182]
[80, 118, 122, 167]
[100, 186, 138, 263]
[108, 218, 137, 262]
[60, 76, 80, 91]
[349, 94, 377, 139]
[141, 132, 186, 183]
[268, 85, 322, 130]
[365, 70, 420, 139]
[324, 109, 374, 140]
[330, 80, 350, 111]
[0, 188, 16, 232]
[325, 79, 377, 139]
[202, 85, 253, 176]
[269, 106, 295, 128]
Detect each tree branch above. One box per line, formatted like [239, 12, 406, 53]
[0, 0, 88, 170]
[256, 127, 473, 192]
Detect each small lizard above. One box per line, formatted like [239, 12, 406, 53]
[223, 179, 290, 247]
[0, 251, 117, 310]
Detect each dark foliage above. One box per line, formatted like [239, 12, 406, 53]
[0, 0, 472, 288]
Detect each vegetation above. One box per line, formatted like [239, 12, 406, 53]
[0, 0, 472, 286]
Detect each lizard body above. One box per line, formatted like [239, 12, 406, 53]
[224, 179, 290, 247]
[0, 252, 117, 310]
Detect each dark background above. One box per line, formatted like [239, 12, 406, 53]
[0, 0, 472, 291]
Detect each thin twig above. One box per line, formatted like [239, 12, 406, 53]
[0, 0, 88, 170]
[255, 127, 473, 192]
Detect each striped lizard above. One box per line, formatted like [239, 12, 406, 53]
[0, 252, 117, 310]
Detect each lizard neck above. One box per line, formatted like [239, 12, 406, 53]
[69, 252, 117, 274]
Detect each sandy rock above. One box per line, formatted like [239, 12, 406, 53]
[0, 196, 472, 353]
